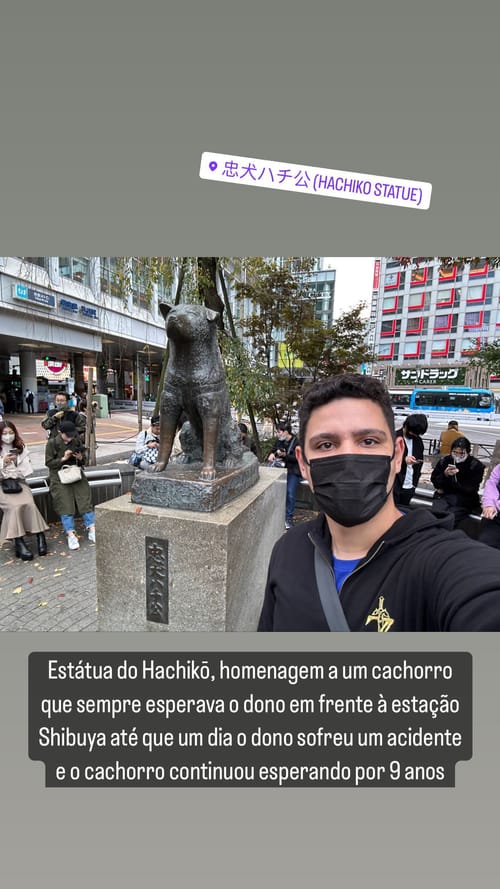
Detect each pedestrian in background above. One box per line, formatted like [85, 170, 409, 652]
[45, 421, 95, 550]
[267, 422, 302, 530]
[25, 389, 35, 413]
[0, 420, 48, 561]
[131, 415, 160, 470]
[478, 462, 500, 550]
[431, 436, 485, 528]
[439, 420, 462, 456]
[42, 391, 86, 439]
[394, 413, 428, 506]
[238, 422, 257, 455]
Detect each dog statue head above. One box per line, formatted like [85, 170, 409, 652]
[159, 303, 220, 343]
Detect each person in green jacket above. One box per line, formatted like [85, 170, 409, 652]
[45, 421, 95, 550]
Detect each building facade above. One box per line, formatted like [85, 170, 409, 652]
[0, 256, 174, 410]
[369, 257, 498, 387]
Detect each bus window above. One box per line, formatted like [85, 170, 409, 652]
[410, 387, 494, 413]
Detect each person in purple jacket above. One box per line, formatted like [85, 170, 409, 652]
[478, 462, 500, 550]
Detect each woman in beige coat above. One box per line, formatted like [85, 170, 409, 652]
[0, 420, 48, 561]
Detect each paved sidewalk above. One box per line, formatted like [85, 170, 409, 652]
[0, 413, 139, 631]
[0, 520, 99, 631]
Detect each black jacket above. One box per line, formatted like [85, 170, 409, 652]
[430, 454, 484, 511]
[258, 510, 500, 631]
[395, 427, 425, 491]
[42, 408, 86, 439]
[270, 435, 302, 477]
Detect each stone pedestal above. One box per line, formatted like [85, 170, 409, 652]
[95, 468, 285, 632]
[131, 452, 259, 512]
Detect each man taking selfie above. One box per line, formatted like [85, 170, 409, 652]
[258, 374, 500, 632]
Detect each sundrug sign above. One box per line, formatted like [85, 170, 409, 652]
[395, 367, 466, 385]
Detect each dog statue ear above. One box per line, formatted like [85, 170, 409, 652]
[205, 308, 220, 323]
[159, 302, 174, 320]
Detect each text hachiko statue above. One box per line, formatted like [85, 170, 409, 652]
[154, 302, 244, 480]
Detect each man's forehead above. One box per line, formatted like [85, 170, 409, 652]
[304, 398, 392, 438]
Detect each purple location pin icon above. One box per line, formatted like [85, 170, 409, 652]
[209, 161, 218, 172]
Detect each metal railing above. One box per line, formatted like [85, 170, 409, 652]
[1, 467, 132, 525]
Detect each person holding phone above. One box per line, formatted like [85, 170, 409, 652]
[45, 421, 95, 550]
[0, 420, 49, 560]
[430, 436, 485, 527]
[394, 413, 428, 506]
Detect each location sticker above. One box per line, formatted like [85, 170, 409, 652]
[200, 152, 432, 209]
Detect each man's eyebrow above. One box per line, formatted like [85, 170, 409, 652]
[308, 428, 389, 444]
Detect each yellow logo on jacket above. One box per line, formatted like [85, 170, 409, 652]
[365, 596, 394, 632]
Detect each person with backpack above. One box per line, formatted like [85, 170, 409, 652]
[25, 389, 35, 413]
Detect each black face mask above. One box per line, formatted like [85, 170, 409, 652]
[304, 451, 394, 527]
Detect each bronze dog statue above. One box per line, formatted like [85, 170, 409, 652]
[154, 303, 243, 480]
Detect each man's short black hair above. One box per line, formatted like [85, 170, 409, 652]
[298, 373, 395, 449]
[403, 413, 428, 437]
[276, 422, 292, 435]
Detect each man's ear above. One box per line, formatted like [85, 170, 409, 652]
[393, 434, 405, 474]
[296, 445, 313, 489]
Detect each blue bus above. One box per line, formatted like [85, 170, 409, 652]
[408, 386, 495, 415]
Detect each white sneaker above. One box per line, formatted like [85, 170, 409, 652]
[67, 533, 80, 550]
[87, 526, 96, 543]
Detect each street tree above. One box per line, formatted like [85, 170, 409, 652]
[468, 339, 500, 379]
[232, 258, 369, 422]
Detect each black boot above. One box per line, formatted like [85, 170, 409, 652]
[36, 532, 48, 556]
[14, 537, 33, 561]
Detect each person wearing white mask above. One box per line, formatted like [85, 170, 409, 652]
[0, 420, 49, 560]
[431, 435, 485, 528]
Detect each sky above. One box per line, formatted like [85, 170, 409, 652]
[323, 256, 376, 319]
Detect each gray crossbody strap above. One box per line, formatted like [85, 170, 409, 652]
[313, 548, 351, 632]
